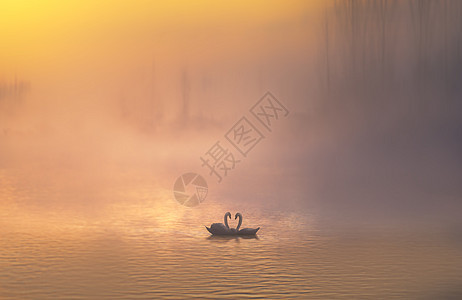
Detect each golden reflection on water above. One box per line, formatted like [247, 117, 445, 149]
[1, 173, 462, 299]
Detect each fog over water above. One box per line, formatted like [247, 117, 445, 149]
[1, 1, 462, 298]
[2, 1, 461, 223]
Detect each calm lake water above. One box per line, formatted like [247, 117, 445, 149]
[1, 171, 461, 299]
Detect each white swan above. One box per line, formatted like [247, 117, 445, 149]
[206, 212, 234, 235]
[235, 213, 260, 235]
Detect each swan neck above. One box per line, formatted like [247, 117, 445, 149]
[224, 213, 230, 228]
[236, 213, 242, 231]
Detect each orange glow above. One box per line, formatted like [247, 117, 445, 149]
[0, 0, 325, 226]
[0, 1, 322, 73]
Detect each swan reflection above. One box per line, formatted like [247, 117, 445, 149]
[206, 235, 259, 242]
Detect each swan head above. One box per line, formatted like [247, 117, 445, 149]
[234, 212, 242, 220]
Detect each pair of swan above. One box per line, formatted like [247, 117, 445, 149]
[206, 212, 260, 236]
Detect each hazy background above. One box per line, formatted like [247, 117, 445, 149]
[1, 0, 462, 227]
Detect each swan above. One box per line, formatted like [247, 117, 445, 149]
[206, 212, 234, 235]
[235, 213, 260, 235]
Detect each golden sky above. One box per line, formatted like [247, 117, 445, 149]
[0, 0, 321, 76]
[0, 0, 323, 220]
[1, 0, 461, 225]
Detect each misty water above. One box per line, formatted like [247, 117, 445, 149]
[1, 200, 461, 299]
[2, 0, 462, 298]
[1, 169, 462, 299]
